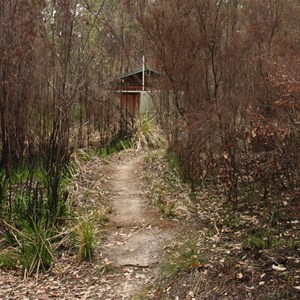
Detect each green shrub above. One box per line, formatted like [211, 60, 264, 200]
[5, 220, 53, 277]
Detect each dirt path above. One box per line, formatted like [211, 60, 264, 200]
[0, 151, 178, 300]
[100, 153, 175, 299]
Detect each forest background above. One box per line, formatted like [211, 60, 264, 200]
[0, 0, 299, 295]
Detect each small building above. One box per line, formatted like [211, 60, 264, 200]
[115, 64, 162, 134]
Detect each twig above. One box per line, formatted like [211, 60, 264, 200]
[100, 158, 112, 165]
[214, 221, 221, 239]
[120, 140, 127, 151]
[121, 264, 150, 268]
[122, 218, 155, 242]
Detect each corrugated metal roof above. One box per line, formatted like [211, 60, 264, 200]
[119, 66, 162, 79]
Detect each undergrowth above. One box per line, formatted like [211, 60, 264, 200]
[0, 149, 84, 276]
[133, 114, 166, 150]
[75, 215, 96, 261]
[145, 145, 299, 299]
[157, 237, 204, 284]
[144, 149, 191, 220]
[94, 137, 132, 158]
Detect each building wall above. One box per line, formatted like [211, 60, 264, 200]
[140, 91, 161, 115]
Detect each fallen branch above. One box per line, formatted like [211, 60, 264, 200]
[122, 217, 156, 242]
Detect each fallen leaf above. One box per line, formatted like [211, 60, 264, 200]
[272, 264, 287, 272]
[188, 290, 194, 297]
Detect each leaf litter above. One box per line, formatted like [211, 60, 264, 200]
[0, 149, 299, 299]
[0, 149, 189, 299]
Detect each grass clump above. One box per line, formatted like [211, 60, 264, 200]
[4, 220, 54, 277]
[132, 287, 152, 300]
[0, 147, 80, 276]
[242, 228, 282, 251]
[165, 151, 184, 179]
[144, 152, 159, 163]
[158, 238, 203, 283]
[157, 199, 177, 219]
[76, 215, 96, 261]
[0, 250, 18, 269]
[95, 137, 132, 158]
[133, 114, 166, 150]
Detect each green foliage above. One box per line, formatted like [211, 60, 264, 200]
[133, 114, 166, 150]
[243, 231, 270, 250]
[70, 103, 86, 123]
[0, 148, 77, 227]
[144, 152, 159, 163]
[106, 206, 113, 214]
[165, 151, 183, 179]
[94, 138, 132, 158]
[9, 160, 45, 186]
[76, 216, 96, 261]
[269, 207, 285, 227]
[132, 288, 152, 300]
[242, 229, 282, 251]
[0, 250, 18, 269]
[0, 172, 7, 216]
[13, 183, 47, 226]
[94, 147, 108, 158]
[0, 147, 79, 275]
[286, 239, 300, 251]
[222, 214, 243, 229]
[158, 238, 203, 282]
[98, 259, 116, 276]
[0, 161, 52, 226]
[157, 199, 177, 219]
[5, 220, 54, 277]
